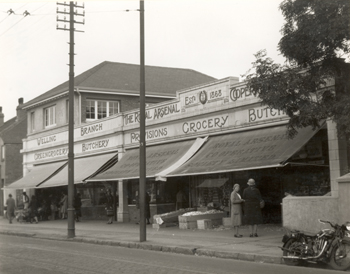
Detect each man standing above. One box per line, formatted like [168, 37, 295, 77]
[6, 194, 16, 224]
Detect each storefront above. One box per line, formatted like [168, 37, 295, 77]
[8, 76, 337, 226]
[86, 77, 332, 224]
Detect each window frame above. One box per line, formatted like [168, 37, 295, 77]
[44, 105, 56, 128]
[86, 99, 120, 121]
[30, 111, 35, 132]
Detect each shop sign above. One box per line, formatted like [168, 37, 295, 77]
[182, 86, 227, 108]
[248, 107, 287, 123]
[130, 127, 169, 143]
[206, 87, 227, 104]
[229, 86, 253, 102]
[182, 115, 229, 134]
[27, 133, 65, 149]
[82, 138, 110, 152]
[78, 118, 122, 137]
[37, 135, 57, 146]
[124, 103, 181, 125]
[80, 123, 103, 137]
[34, 147, 68, 161]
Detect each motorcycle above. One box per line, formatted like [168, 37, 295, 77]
[281, 219, 350, 271]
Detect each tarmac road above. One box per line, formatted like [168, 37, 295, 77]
[0, 234, 341, 274]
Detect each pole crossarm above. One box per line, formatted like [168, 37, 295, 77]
[57, 1, 84, 32]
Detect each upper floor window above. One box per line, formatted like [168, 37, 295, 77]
[30, 112, 35, 132]
[1, 145, 5, 161]
[86, 100, 120, 121]
[44, 105, 56, 127]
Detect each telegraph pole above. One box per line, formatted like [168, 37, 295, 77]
[139, 0, 146, 242]
[56, 1, 84, 238]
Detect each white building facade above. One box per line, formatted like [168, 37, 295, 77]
[8, 75, 349, 232]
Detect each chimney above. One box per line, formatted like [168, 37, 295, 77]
[0, 106, 4, 127]
[16, 98, 25, 122]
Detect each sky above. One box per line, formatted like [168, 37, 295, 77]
[0, 0, 286, 121]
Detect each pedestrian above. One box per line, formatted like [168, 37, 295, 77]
[74, 193, 82, 222]
[145, 191, 151, 224]
[105, 189, 114, 224]
[242, 178, 263, 237]
[6, 194, 16, 224]
[22, 191, 30, 209]
[176, 189, 185, 210]
[135, 192, 140, 224]
[59, 192, 68, 219]
[230, 184, 244, 237]
[50, 199, 58, 220]
[28, 195, 39, 224]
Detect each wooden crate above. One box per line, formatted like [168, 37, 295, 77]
[152, 222, 177, 229]
[178, 212, 225, 229]
[179, 221, 197, 230]
[222, 217, 231, 227]
[197, 219, 212, 229]
[153, 208, 196, 224]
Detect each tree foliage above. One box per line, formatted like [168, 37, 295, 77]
[245, 0, 350, 139]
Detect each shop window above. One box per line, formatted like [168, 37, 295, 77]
[76, 183, 117, 207]
[44, 105, 56, 128]
[86, 99, 120, 121]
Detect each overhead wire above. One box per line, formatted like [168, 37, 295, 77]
[0, 16, 26, 37]
[0, 3, 51, 38]
[1, 6, 138, 56]
[0, 12, 10, 24]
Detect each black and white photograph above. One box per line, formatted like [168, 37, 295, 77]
[0, 0, 349, 273]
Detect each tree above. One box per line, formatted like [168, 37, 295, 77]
[245, 0, 350, 139]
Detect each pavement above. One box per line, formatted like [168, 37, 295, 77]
[0, 217, 286, 265]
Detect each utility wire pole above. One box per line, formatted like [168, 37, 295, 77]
[139, 0, 146, 242]
[56, 1, 84, 239]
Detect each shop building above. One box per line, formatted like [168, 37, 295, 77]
[7, 64, 349, 232]
[88, 77, 345, 230]
[0, 99, 27, 215]
[5, 61, 217, 218]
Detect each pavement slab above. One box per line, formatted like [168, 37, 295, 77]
[0, 218, 285, 265]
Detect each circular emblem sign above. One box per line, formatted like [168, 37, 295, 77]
[199, 90, 207, 105]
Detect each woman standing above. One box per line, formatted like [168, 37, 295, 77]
[6, 194, 16, 224]
[59, 192, 68, 219]
[105, 189, 114, 224]
[29, 195, 39, 224]
[230, 184, 244, 237]
[242, 178, 263, 237]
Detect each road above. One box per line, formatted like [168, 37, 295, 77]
[0, 234, 340, 274]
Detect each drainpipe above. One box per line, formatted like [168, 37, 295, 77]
[75, 88, 81, 125]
